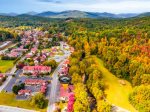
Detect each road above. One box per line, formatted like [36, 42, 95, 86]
[0, 43, 17, 55]
[0, 105, 38, 112]
[0, 56, 25, 92]
[47, 42, 71, 112]
[3, 70, 23, 92]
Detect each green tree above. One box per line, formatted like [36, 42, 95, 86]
[30, 93, 47, 109]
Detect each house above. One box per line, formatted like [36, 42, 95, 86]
[31, 48, 37, 54]
[63, 59, 70, 67]
[18, 89, 31, 96]
[67, 93, 75, 112]
[11, 48, 28, 53]
[0, 74, 5, 80]
[24, 79, 47, 86]
[7, 52, 19, 58]
[59, 67, 69, 76]
[23, 66, 51, 74]
[40, 85, 47, 94]
[25, 53, 33, 58]
[59, 84, 74, 101]
[70, 47, 74, 53]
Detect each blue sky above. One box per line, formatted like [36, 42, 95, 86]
[0, 0, 150, 14]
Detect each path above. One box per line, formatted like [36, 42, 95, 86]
[0, 105, 38, 112]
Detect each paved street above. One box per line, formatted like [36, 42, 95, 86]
[0, 43, 17, 55]
[3, 69, 23, 92]
[0, 105, 38, 112]
[47, 42, 71, 112]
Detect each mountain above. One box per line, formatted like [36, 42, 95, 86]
[24, 11, 38, 16]
[0, 10, 150, 18]
[36, 11, 59, 17]
[116, 13, 138, 18]
[0, 12, 18, 16]
[36, 10, 140, 18]
[36, 10, 117, 18]
[137, 12, 150, 17]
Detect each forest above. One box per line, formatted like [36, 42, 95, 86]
[0, 15, 150, 112]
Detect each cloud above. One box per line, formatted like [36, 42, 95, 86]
[1, 0, 150, 13]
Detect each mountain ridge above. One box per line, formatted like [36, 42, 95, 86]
[0, 10, 149, 18]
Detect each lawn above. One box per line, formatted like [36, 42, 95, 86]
[0, 92, 47, 112]
[93, 56, 136, 112]
[0, 60, 14, 73]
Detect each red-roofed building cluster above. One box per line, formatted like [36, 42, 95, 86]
[24, 79, 48, 94]
[23, 66, 51, 74]
[24, 79, 47, 86]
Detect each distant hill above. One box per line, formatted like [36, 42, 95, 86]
[116, 13, 139, 18]
[0, 10, 150, 18]
[0, 13, 18, 16]
[137, 12, 150, 17]
[36, 11, 58, 17]
[24, 11, 38, 16]
[36, 10, 140, 18]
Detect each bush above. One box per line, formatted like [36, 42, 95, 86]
[1, 56, 16, 60]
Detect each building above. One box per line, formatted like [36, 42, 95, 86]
[18, 89, 31, 96]
[0, 74, 5, 80]
[59, 84, 74, 101]
[24, 79, 47, 86]
[23, 66, 51, 74]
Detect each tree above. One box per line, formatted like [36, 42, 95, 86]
[140, 74, 150, 85]
[129, 85, 150, 112]
[30, 93, 47, 109]
[43, 60, 57, 69]
[12, 83, 25, 94]
[97, 100, 111, 112]
[74, 83, 90, 112]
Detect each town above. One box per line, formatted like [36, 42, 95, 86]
[0, 29, 75, 112]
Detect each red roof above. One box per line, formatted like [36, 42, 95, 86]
[60, 85, 74, 98]
[63, 60, 70, 65]
[67, 93, 75, 112]
[23, 66, 51, 71]
[18, 89, 31, 95]
[25, 79, 47, 85]
[0, 74, 5, 78]
[40, 85, 47, 93]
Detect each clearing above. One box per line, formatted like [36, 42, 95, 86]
[0, 92, 46, 112]
[93, 56, 136, 112]
[0, 60, 14, 73]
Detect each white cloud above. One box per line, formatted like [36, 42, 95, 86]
[36, 0, 150, 13]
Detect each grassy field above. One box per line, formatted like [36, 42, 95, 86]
[93, 56, 136, 112]
[0, 60, 14, 73]
[0, 92, 47, 112]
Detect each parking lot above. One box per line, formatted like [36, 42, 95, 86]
[3, 69, 52, 100]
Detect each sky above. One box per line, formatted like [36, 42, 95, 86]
[0, 0, 150, 14]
